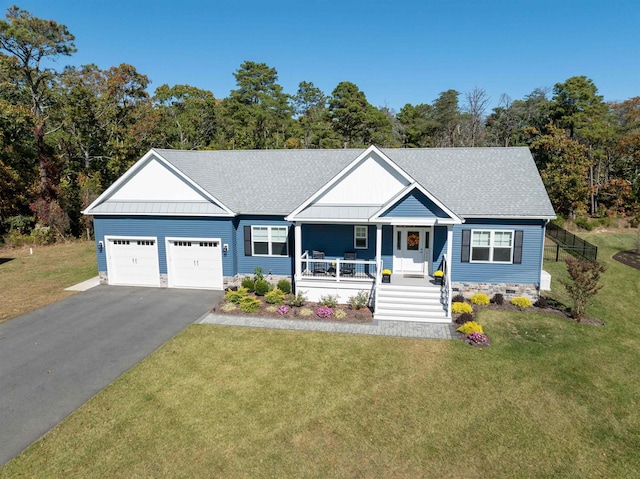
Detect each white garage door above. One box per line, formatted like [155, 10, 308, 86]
[167, 238, 223, 290]
[106, 237, 160, 286]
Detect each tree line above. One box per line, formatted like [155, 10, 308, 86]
[1, 6, 638, 241]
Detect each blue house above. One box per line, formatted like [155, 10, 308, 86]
[83, 146, 556, 322]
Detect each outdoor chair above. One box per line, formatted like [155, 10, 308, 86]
[312, 250, 327, 275]
[341, 251, 356, 276]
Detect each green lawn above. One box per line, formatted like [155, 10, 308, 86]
[2, 233, 639, 478]
[0, 241, 97, 323]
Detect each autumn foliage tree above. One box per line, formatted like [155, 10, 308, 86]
[560, 257, 606, 321]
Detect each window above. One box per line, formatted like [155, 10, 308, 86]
[471, 230, 513, 263]
[251, 226, 288, 256]
[354, 226, 368, 249]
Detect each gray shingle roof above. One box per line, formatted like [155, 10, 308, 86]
[154, 147, 555, 219]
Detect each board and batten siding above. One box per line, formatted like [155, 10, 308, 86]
[451, 219, 545, 284]
[94, 216, 235, 276]
[236, 216, 294, 276]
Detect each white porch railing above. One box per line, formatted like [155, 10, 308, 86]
[300, 252, 378, 282]
[441, 253, 452, 317]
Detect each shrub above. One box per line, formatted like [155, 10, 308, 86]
[491, 293, 504, 305]
[574, 217, 594, 231]
[277, 279, 291, 294]
[299, 307, 313, 317]
[316, 306, 334, 318]
[511, 296, 532, 309]
[452, 302, 473, 314]
[287, 291, 306, 307]
[253, 267, 264, 281]
[454, 312, 474, 325]
[334, 309, 346, 319]
[468, 332, 488, 343]
[30, 224, 55, 245]
[221, 303, 237, 312]
[560, 257, 606, 321]
[239, 297, 261, 313]
[241, 277, 255, 292]
[534, 297, 549, 308]
[348, 291, 369, 310]
[452, 294, 465, 303]
[470, 293, 490, 305]
[318, 294, 339, 308]
[265, 305, 278, 313]
[225, 287, 248, 304]
[277, 305, 289, 316]
[264, 288, 285, 304]
[254, 279, 271, 296]
[457, 321, 483, 335]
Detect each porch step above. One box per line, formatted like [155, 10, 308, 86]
[375, 283, 448, 322]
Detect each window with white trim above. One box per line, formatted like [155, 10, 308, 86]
[471, 230, 513, 263]
[354, 226, 368, 249]
[252, 226, 288, 256]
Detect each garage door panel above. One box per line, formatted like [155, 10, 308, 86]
[107, 238, 160, 286]
[167, 239, 223, 290]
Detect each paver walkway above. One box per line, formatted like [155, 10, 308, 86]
[199, 313, 456, 339]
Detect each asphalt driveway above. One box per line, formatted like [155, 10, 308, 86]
[0, 285, 221, 467]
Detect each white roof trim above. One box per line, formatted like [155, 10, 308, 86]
[82, 149, 235, 216]
[285, 146, 414, 221]
[369, 182, 463, 224]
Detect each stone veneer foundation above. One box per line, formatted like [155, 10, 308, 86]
[451, 282, 540, 301]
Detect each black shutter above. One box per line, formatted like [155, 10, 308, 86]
[461, 230, 471, 263]
[513, 230, 523, 264]
[244, 226, 252, 256]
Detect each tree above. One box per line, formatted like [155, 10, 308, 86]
[293, 81, 326, 148]
[560, 257, 606, 321]
[432, 89, 460, 147]
[226, 61, 292, 149]
[461, 87, 490, 147]
[397, 103, 438, 147]
[154, 83, 217, 149]
[0, 6, 75, 226]
[530, 123, 591, 216]
[327, 81, 392, 148]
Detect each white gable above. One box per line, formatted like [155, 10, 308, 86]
[110, 158, 205, 201]
[315, 153, 409, 205]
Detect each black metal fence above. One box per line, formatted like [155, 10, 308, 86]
[545, 223, 598, 262]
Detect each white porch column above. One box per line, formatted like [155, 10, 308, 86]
[294, 223, 302, 280]
[376, 224, 383, 283]
[446, 225, 453, 318]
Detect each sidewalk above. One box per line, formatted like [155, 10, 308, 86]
[199, 313, 456, 339]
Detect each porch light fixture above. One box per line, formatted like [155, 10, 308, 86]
[98, 241, 103, 252]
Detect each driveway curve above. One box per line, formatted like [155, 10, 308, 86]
[0, 285, 221, 466]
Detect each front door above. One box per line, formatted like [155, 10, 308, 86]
[393, 227, 431, 274]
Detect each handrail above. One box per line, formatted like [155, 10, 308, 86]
[442, 254, 452, 318]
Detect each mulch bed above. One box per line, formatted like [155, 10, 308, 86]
[612, 250, 640, 270]
[454, 301, 605, 327]
[211, 296, 373, 324]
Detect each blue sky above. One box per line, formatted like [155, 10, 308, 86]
[9, 0, 640, 111]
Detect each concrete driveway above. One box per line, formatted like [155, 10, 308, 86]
[0, 285, 222, 467]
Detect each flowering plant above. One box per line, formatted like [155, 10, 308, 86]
[433, 270, 444, 277]
[382, 269, 392, 275]
[316, 306, 334, 318]
[277, 305, 290, 316]
[468, 332, 488, 343]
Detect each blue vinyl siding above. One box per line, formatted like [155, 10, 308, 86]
[451, 219, 545, 284]
[236, 216, 293, 276]
[94, 216, 235, 276]
[381, 225, 394, 271]
[381, 190, 450, 219]
[302, 224, 376, 261]
[432, 226, 447, 273]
